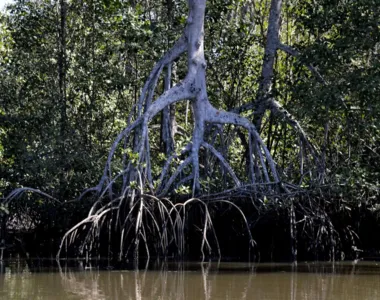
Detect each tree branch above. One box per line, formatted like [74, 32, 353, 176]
[137, 35, 187, 115]
[278, 43, 347, 109]
[202, 142, 241, 187]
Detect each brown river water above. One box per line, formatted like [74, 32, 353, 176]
[0, 261, 380, 299]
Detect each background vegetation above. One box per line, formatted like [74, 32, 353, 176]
[0, 0, 379, 261]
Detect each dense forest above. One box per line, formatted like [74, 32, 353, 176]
[0, 0, 380, 262]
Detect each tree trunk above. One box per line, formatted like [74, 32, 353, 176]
[254, 0, 283, 131]
[58, 0, 67, 199]
[161, 64, 175, 155]
[97, 0, 279, 198]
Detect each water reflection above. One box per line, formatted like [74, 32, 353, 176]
[0, 261, 380, 299]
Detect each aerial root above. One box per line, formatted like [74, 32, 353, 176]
[56, 186, 257, 260]
[201, 142, 241, 187]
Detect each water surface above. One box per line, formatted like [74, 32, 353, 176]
[0, 261, 380, 299]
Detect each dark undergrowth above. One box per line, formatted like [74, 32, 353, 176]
[1, 185, 380, 262]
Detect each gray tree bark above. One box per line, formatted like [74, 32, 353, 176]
[254, 0, 283, 131]
[97, 0, 280, 197]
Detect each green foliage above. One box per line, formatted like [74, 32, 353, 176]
[288, 0, 380, 186]
[0, 203, 9, 215]
[0, 0, 172, 199]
